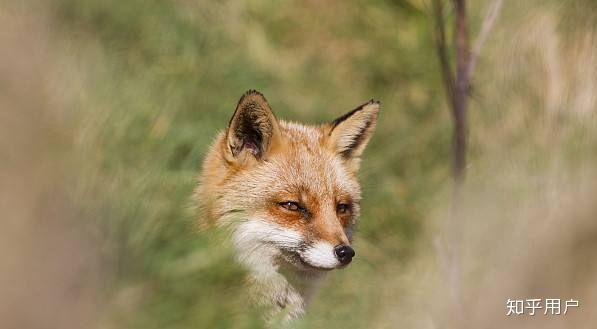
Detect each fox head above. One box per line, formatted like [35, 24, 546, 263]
[197, 90, 379, 272]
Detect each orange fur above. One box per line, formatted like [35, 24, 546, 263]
[194, 90, 379, 321]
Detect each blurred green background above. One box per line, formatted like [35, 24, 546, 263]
[54, 1, 445, 327]
[3, 0, 596, 328]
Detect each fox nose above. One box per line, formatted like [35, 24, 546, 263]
[334, 244, 355, 265]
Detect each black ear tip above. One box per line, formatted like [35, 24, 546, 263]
[237, 89, 267, 105]
[243, 89, 265, 98]
[368, 99, 381, 106]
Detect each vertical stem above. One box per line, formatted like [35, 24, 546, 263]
[431, 0, 455, 110]
[452, 0, 469, 184]
[449, 0, 469, 325]
[431, 1, 501, 326]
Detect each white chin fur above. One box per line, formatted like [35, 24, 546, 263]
[301, 241, 339, 269]
[232, 220, 303, 273]
[233, 220, 303, 250]
[232, 219, 340, 271]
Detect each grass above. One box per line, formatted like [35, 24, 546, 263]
[4, 0, 596, 328]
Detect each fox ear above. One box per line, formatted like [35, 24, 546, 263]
[225, 90, 280, 164]
[326, 100, 380, 170]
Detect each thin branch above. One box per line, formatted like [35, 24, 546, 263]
[431, 0, 455, 111]
[467, 0, 503, 81]
[452, 0, 468, 182]
[429, 2, 502, 327]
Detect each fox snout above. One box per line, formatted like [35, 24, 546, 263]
[298, 239, 355, 270]
[300, 243, 355, 269]
[334, 244, 355, 265]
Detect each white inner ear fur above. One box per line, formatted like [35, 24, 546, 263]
[327, 101, 379, 171]
[301, 241, 339, 269]
[334, 110, 374, 154]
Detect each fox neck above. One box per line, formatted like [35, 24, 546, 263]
[238, 243, 326, 321]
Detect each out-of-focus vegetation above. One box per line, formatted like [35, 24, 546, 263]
[1, 0, 596, 328]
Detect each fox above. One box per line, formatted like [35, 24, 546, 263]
[194, 90, 379, 322]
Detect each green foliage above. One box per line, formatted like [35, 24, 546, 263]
[46, 0, 597, 328]
[49, 0, 450, 327]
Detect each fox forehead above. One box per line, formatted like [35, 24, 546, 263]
[229, 120, 362, 203]
[197, 91, 379, 234]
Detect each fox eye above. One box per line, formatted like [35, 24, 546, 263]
[337, 203, 351, 214]
[278, 201, 302, 212]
